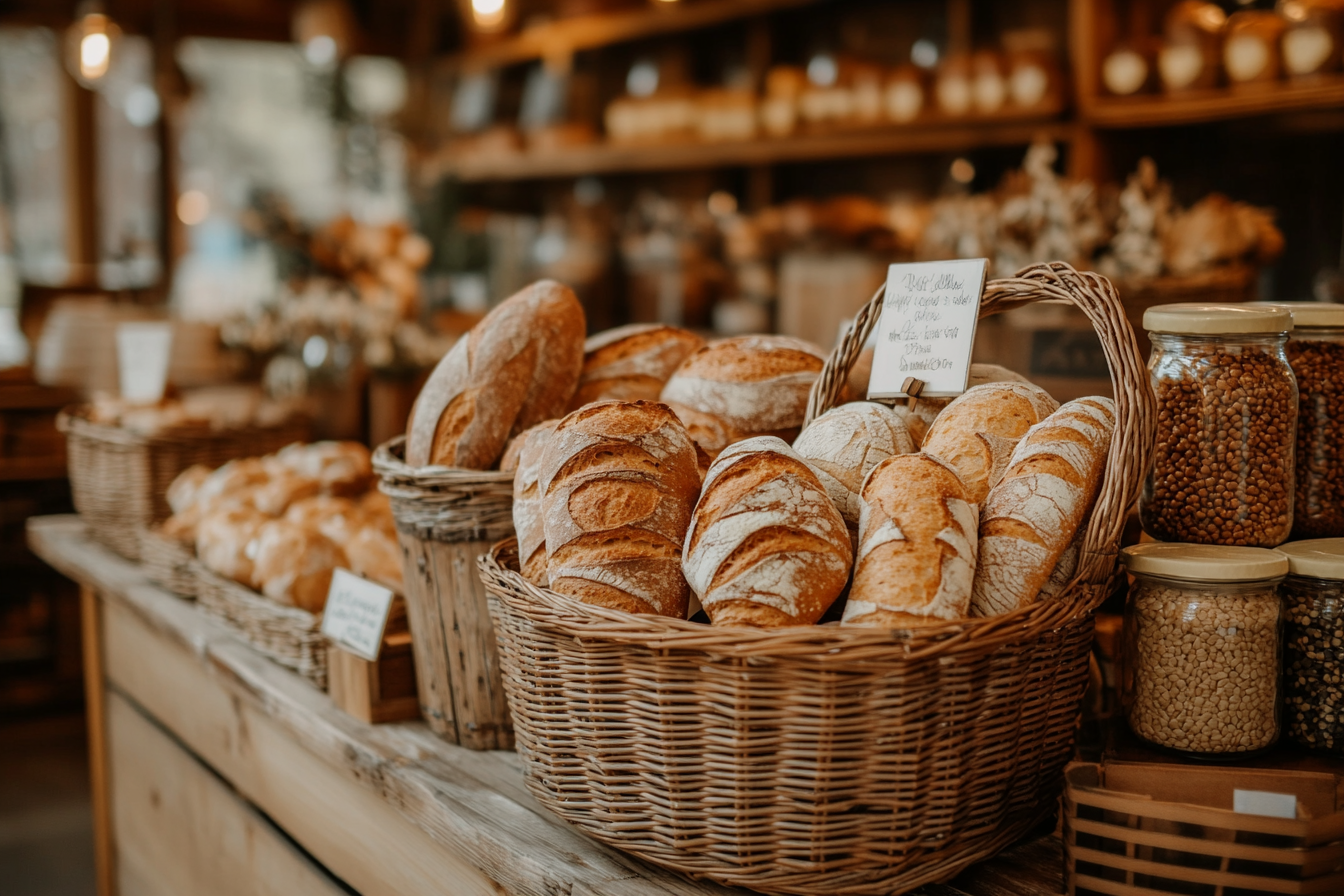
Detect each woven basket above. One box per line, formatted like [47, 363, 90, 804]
[58, 407, 308, 561]
[373, 437, 515, 750]
[477, 262, 1157, 895]
[193, 562, 327, 690]
[139, 526, 198, 599]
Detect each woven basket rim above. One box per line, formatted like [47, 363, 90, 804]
[373, 436, 514, 489]
[58, 403, 310, 448]
[482, 538, 1106, 661]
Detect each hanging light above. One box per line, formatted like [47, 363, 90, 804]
[471, 0, 510, 32]
[65, 2, 122, 90]
[292, 0, 357, 68]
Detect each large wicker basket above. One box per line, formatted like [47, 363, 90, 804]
[58, 407, 308, 561]
[139, 525, 198, 598]
[477, 262, 1157, 895]
[374, 437, 515, 750]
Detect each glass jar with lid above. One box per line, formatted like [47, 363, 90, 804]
[1255, 303, 1344, 539]
[1120, 543, 1287, 759]
[1139, 304, 1298, 548]
[1279, 538, 1344, 754]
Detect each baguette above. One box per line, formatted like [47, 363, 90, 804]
[920, 381, 1059, 502]
[683, 436, 852, 627]
[843, 453, 979, 627]
[567, 324, 704, 412]
[405, 280, 584, 469]
[539, 401, 700, 617]
[511, 419, 560, 585]
[970, 397, 1115, 617]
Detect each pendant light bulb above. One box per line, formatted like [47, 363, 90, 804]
[471, 0, 509, 32]
[65, 3, 121, 89]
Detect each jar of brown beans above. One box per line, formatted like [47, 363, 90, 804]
[1121, 543, 1287, 759]
[1278, 539, 1344, 754]
[1140, 304, 1298, 548]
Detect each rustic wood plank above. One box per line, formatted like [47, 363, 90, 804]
[1083, 73, 1344, 128]
[106, 692, 348, 896]
[81, 584, 116, 896]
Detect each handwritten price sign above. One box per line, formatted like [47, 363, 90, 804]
[868, 258, 987, 399]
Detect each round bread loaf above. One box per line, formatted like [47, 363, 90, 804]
[567, 324, 704, 412]
[196, 505, 270, 587]
[193, 457, 270, 516]
[909, 363, 1040, 446]
[271, 441, 373, 496]
[843, 452, 978, 628]
[167, 464, 212, 515]
[920, 381, 1059, 503]
[659, 334, 827, 458]
[539, 401, 700, 618]
[405, 280, 585, 469]
[284, 495, 363, 547]
[251, 520, 347, 613]
[344, 527, 404, 593]
[683, 436, 852, 628]
[792, 401, 916, 536]
[250, 472, 321, 517]
[510, 419, 561, 585]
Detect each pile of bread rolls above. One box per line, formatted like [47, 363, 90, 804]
[159, 441, 402, 613]
[408, 279, 1116, 629]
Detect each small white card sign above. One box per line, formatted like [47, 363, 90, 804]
[321, 569, 395, 662]
[1233, 789, 1298, 819]
[868, 258, 988, 399]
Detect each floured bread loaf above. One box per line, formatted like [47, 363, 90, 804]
[910, 363, 1041, 446]
[344, 527, 404, 593]
[270, 441, 373, 496]
[250, 472, 321, 516]
[167, 465, 212, 515]
[792, 401, 916, 537]
[843, 453, 979, 627]
[284, 495, 363, 546]
[660, 335, 826, 458]
[193, 458, 270, 516]
[683, 436, 852, 627]
[358, 490, 395, 537]
[197, 505, 270, 587]
[567, 324, 704, 411]
[971, 397, 1115, 617]
[920, 381, 1059, 502]
[250, 520, 347, 613]
[405, 280, 585, 469]
[539, 401, 700, 617]
[511, 419, 560, 585]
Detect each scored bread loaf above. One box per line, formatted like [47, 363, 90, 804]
[405, 280, 585, 469]
[250, 520, 347, 614]
[843, 453, 979, 627]
[567, 324, 704, 412]
[791, 401, 916, 537]
[970, 396, 1116, 618]
[683, 436, 852, 627]
[539, 401, 700, 617]
[910, 363, 1040, 446]
[284, 495, 364, 547]
[511, 419, 560, 585]
[920, 381, 1059, 502]
[196, 505, 270, 587]
[660, 335, 826, 458]
[344, 527, 404, 593]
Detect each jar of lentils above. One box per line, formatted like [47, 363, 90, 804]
[1121, 543, 1287, 759]
[1140, 304, 1298, 548]
[1279, 538, 1344, 754]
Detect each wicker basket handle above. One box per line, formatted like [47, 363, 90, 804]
[805, 261, 1156, 597]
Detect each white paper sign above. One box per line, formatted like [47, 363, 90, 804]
[1233, 789, 1298, 819]
[868, 258, 987, 399]
[117, 321, 173, 404]
[320, 569, 395, 662]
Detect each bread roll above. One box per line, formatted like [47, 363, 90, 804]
[567, 324, 704, 412]
[284, 495, 363, 546]
[250, 520, 347, 613]
[358, 489, 396, 537]
[660, 335, 826, 457]
[345, 527, 404, 593]
[250, 472, 322, 517]
[271, 441, 373, 496]
[683, 436, 852, 627]
[539, 401, 700, 617]
[843, 453, 978, 627]
[511, 419, 560, 585]
[167, 464, 212, 515]
[792, 401, 916, 536]
[197, 506, 270, 587]
[405, 280, 585, 469]
[970, 397, 1115, 618]
[160, 508, 200, 544]
[194, 458, 270, 515]
[920, 381, 1059, 502]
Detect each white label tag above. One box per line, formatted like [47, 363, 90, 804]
[1233, 789, 1297, 819]
[320, 569, 395, 662]
[868, 259, 986, 399]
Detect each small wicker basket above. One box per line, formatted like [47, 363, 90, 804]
[193, 562, 327, 690]
[139, 526, 198, 598]
[374, 437, 515, 750]
[58, 407, 308, 561]
[478, 262, 1157, 895]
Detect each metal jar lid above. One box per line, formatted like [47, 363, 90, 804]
[1121, 543, 1290, 582]
[1277, 538, 1344, 581]
[1144, 303, 1294, 335]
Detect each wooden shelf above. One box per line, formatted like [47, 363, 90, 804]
[441, 117, 1074, 182]
[0, 455, 69, 483]
[444, 0, 821, 71]
[1084, 76, 1344, 129]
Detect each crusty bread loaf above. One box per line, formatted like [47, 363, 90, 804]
[683, 436, 852, 627]
[250, 472, 321, 516]
[405, 280, 585, 469]
[970, 397, 1115, 618]
[791, 401, 916, 537]
[196, 505, 270, 587]
[843, 453, 979, 627]
[159, 508, 200, 544]
[193, 458, 270, 516]
[539, 401, 700, 617]
[271, 441, 373, 496]
[251, 520, 347, 613]
[344, 526, 404, 593]
[567, 324, 704, 412]
[660, 335, 826, 457]
[167, 465, 212, 515]
[358, 489, 396, 537]
[284, 495, 363, 547]
[511, 419, 560, 585]
[910, 363, 1040, 446]
[920, 381, 1059, 502]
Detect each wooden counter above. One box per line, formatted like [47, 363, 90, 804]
[27, 515, 1064, 896]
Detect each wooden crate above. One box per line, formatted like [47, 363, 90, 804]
[327, 601, 419, 725]
[1065, 760, 1344, 895]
